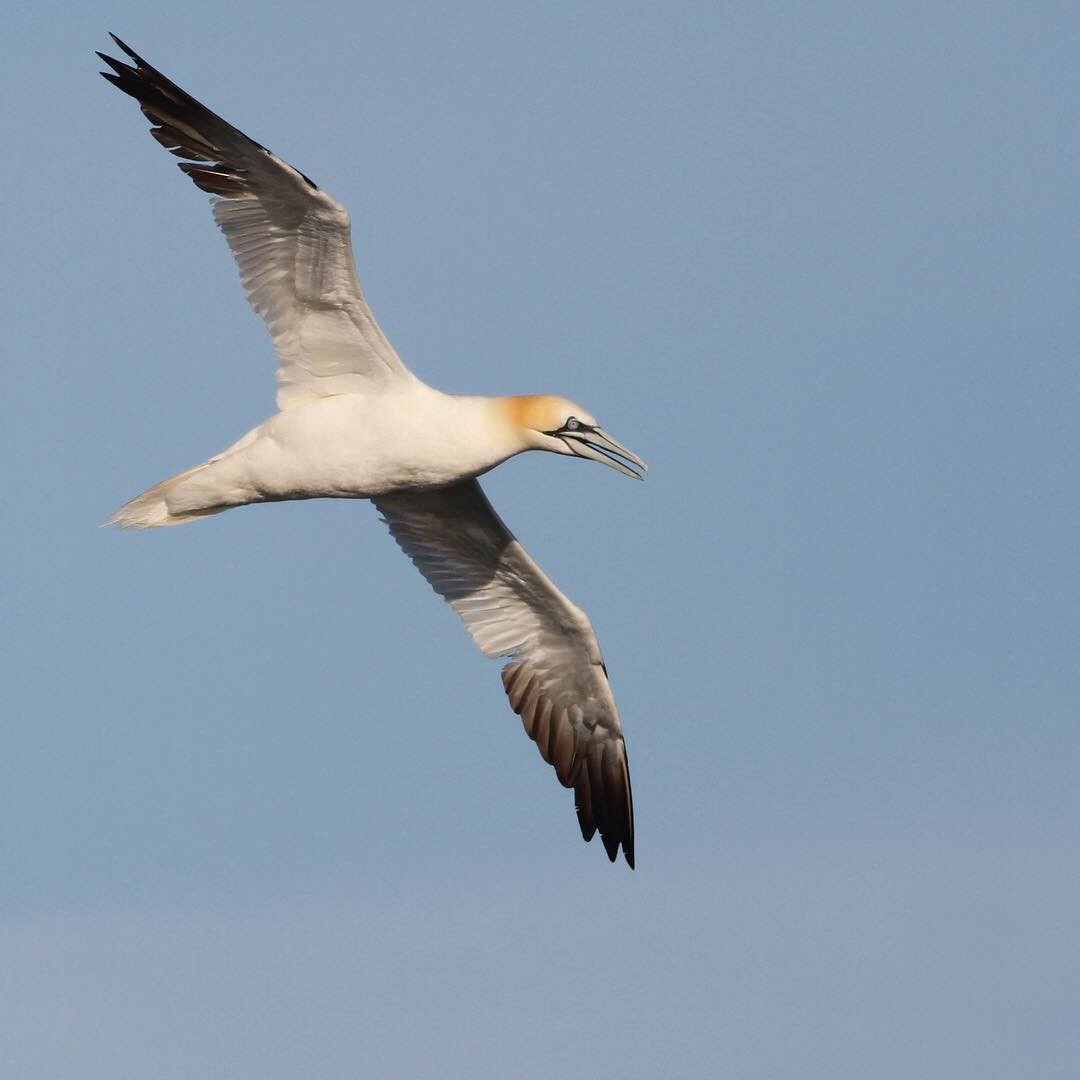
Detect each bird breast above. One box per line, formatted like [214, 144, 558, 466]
[235, 388, 521, 501]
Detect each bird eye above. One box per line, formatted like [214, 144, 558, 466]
[564, 417, 580, 431]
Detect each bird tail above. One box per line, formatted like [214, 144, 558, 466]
[109, 463, 226, 529]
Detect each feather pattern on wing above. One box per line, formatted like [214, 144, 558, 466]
[98, 34, 412, 407]
[374, 481, 635, 866]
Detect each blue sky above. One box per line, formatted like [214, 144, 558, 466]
[3, 2, 1079, 1077]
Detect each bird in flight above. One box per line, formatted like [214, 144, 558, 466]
[99, 35, 643, 866]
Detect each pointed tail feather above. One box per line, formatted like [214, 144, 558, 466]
[109, 464, 226, 529]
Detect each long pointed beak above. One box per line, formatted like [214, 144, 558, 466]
[564, 427, 648, 480]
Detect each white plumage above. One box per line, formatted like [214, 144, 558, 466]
[99, 35, 643, 865]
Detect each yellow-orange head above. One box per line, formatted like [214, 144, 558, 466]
[496, 395, 597, 439]
[491, 394, 646, 479]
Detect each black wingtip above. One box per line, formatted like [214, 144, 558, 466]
[104, 34, 160, 80]
[604, 838, 635, 868]
[108, 32, 139, 61]
[97, 51, 133, 79]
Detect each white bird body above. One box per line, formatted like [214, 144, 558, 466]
[99, 35, 643, 865]
[115, 388, 529, 526]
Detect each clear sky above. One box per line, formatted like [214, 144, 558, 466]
[3, 2, 1078, 1077]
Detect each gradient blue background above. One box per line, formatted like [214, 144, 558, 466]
[4, 3, 1078, 1077]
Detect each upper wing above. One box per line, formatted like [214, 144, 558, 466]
[98, 35, 413, 408]
[374, 481, 635, 867]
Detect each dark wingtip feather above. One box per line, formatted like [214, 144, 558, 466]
[617, 750, 636, 868]
[108, 33, 143, 64]
[574, 769, 597, 842]
[97, 49, 150, 105]
[572, 741, 635, 867]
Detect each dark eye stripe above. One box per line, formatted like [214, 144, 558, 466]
[544, 417, 594, 437]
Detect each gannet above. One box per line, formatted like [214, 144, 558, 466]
[99, 35, 643, 866]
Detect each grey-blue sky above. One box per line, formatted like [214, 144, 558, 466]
[3, 2, 1078, 1077]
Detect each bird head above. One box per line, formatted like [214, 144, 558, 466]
[498, 395, 646, 480]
